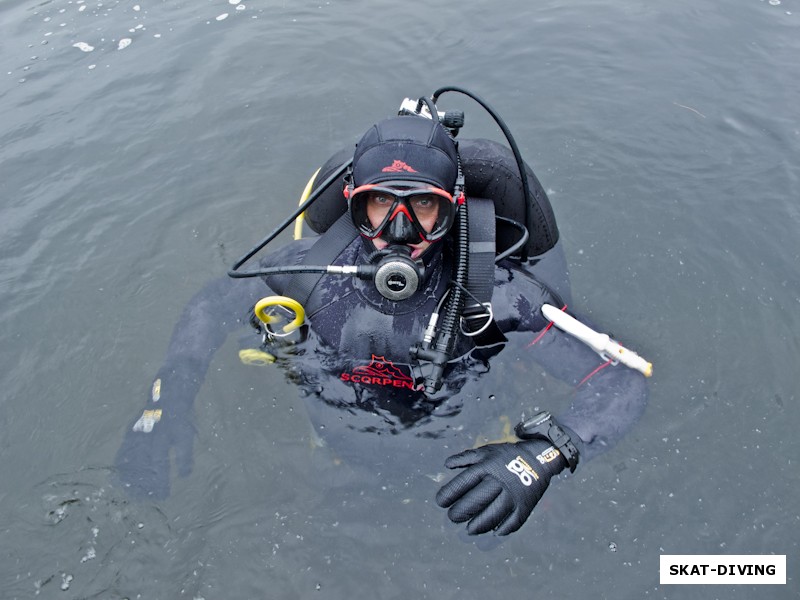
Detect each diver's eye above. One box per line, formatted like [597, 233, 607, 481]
[410, 195, 439, 216]
[368, 193, 394, 207]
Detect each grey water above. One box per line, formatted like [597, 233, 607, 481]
[1, 0, 798, 598]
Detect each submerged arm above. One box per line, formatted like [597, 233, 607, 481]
[496, 268, 648, 460]
[436, 273, 648, 536]
[157, 275, 266, 400]
[114, 274, 266, 498]
[526, 325, 649, 461]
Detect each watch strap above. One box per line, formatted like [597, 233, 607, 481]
[515, 413, 580, 473]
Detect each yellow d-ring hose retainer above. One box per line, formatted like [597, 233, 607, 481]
[254, 296, 306, 334]
[293, 168, 321, 240]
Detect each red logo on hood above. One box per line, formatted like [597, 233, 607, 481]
[340, 355, 418, 390]
[381, 160, 417, 173]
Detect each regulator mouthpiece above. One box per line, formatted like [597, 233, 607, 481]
[363, 247, 425, 301]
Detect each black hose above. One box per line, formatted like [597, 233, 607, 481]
[417, 96, 441, 121]
[421, 196, 469, 394]
[228, 159, 353, 278]
[229, 265, 336, 279]
[495, 216, 529, 263]
[432, 86, 533, 261]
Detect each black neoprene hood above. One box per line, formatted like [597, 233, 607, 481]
[352, 116, 459, 191]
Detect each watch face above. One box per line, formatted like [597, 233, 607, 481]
[531, 411, 551, 426]
[516, 412, 552, 439]
[522, 411, 551, 431]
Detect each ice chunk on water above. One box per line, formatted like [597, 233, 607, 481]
[61, 573, 73, 591]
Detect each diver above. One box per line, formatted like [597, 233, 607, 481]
[115, 88, 649, 538]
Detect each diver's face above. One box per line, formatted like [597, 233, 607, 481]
[365, 191, 439, 259]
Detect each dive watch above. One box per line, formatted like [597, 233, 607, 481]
[515, 411, 580, 473]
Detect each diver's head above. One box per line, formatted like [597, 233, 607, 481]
[345, 116, 462, 259]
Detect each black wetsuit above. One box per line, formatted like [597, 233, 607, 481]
[268, 237, 646, 459]
[118, 232, 647, 495]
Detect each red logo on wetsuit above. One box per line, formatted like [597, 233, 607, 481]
[382, 160, 417, 173]
[340, 355, 417, 390]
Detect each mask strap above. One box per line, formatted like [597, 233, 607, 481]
[343, 165, 355, 199]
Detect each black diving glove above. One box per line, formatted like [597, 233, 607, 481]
[436, 438, 568, 536]
[114, 368, 196, 500]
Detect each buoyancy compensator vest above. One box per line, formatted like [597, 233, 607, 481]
[228, 87, 561, 394]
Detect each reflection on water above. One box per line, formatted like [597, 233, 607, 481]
[2, 0, 799, 597]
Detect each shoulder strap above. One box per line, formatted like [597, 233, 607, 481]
[284, 212, 359, 310]
[463, 198, 507, 347]
[465, 198, 496, 305]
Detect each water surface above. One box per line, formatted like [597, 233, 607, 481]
[1, 0, 798, 597]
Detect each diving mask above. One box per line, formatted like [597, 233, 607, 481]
[347, 182, 458, 244]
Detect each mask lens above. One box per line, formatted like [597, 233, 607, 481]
[349, 185, 455, 241]
[411, 193, 454, 241]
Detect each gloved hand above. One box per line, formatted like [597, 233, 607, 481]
[436, 439, 567, 535]
[114, 373, 196, 500]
